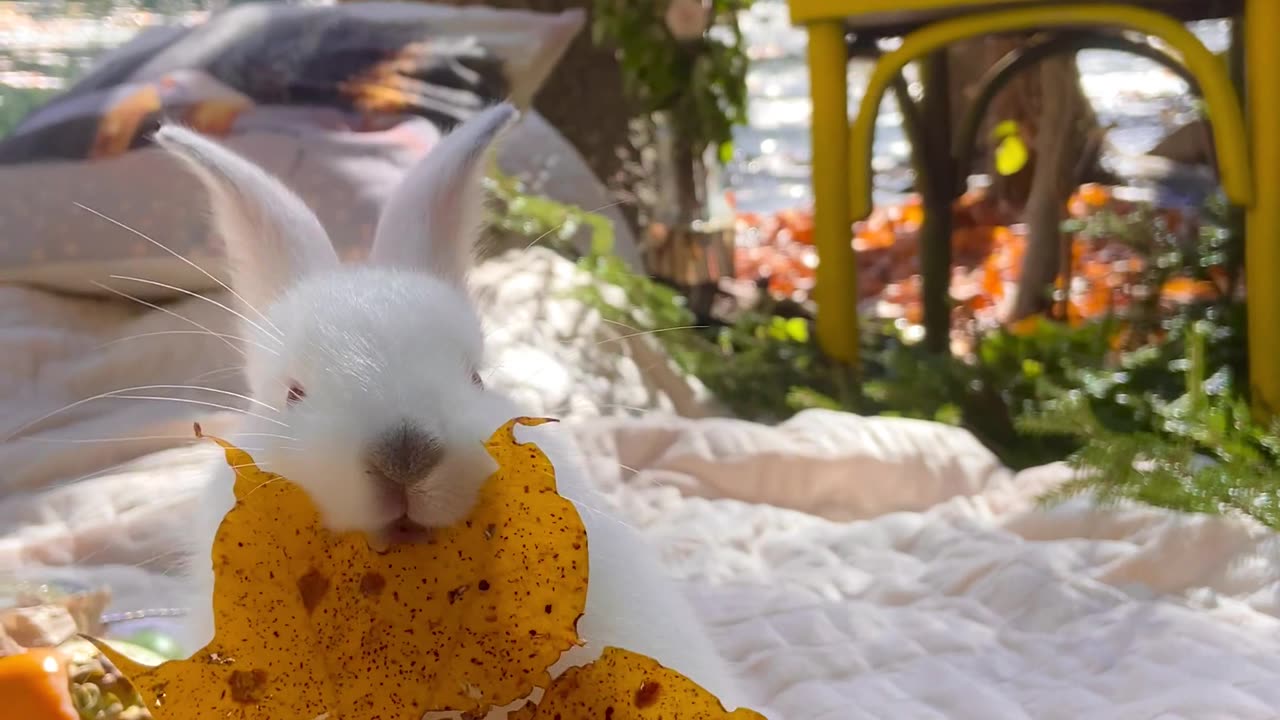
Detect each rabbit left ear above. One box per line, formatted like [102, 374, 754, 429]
[154, 125, 339, 312]
[369, 103, 518, 284]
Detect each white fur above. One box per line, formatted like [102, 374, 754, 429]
[161, 105, 741, 713]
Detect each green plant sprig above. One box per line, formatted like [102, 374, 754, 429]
[592, 0, 753, 163]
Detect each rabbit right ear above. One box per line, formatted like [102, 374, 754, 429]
[155, 125, 339, 311]
[370, 103, 518, 285]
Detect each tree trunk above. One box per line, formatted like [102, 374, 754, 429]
[947, 35, 1042, 211]
[1011, 54, 1098, 320]
[416, 0, 639, 224]
[948, 37, 1099, 320]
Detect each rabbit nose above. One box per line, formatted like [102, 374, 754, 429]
[366, 422, 444, 486]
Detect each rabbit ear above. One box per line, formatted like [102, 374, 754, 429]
[154, 125, 339, 311]
[370, 103, 518, 284]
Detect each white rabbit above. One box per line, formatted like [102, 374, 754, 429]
[160, 104, 742, 714]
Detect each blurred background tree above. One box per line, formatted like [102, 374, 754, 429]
[430, 0, 641, 227]
[948, 35, 1101, 321]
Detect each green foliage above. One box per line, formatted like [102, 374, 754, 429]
[483, 170, 615, 257]
[592, 0, 752, 162]
[0, 47, 84, 138]
[1021, 321, 1279, 530]
[0, 85, 55, 138]
[864, 319, 1099, 468]
[494, 176, 1272, 527]
[575, 252, 862, 420]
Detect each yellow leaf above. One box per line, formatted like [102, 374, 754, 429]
[994, 134, 1029, 177]
[511, 647, 767, 720]
[89, 417, 588, 720]
[991, 119, 1020, 140]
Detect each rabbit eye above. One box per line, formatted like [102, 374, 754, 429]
[471, 371, 484, 389]
[286, 382, 306, 405]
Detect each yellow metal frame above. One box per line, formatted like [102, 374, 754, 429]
[807, 23, 860, 364]
[1245, 0, 1280, 417]
[789, 0, 1039, 25]
[849, 4, 1252, 219]
[793, 0, 1280, 418]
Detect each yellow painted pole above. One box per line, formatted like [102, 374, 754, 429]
[806, 21, 860, 365]
[1246, 0, 1280, 418]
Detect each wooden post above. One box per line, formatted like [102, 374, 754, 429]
[919, 51, 955, 353]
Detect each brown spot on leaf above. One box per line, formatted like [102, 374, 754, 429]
[448, 585, 468, 604]
[634, 680, 661, 708]
[360, 572, 386, 597]
[297, 569, 329, 612]
[228, 669, 269, 703]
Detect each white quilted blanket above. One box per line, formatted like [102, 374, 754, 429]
[2, 250, 1279, 719]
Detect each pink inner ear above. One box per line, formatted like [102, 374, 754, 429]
[153, 124, 340, 312]
[369, 103, 517, 281]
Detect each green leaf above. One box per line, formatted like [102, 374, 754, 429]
[718, 140, 735, 164]
[1022, 359, 1044, 379]
[934, 403, 963, 425]
[124, 630, 185, 660]
[785, 318, 810, 344]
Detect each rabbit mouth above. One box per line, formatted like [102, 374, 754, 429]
[368, 515, 433, 552]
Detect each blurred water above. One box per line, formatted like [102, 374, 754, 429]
[0, 0, 1233, 215]
[0, 2, 206, 134]
[728, 0, 1230, 214]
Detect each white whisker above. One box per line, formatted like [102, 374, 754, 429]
[239, 476, 289, 500]
[108, 395, 287, 426]
[614, 464, 673, 492]
[99, 330, 279, 356]
[600, 317, 643, 333]
[596, 325, 705, 345]
[79, 544, 185, 568]
[234, 433, 300, 442]
[184, 365, 246, 384]
[227, 462, 267, 471]
[23, 433, 291, 446]
[566, 496, 637, 532]
[124, 384, 278, 413]
[91, 281, 245, 358]
[109, 275, 282, 346]
[523, 200, 627, 252]
[23, 434, 198, 445]
[126, 548, 188, 569]
[3, 383, 275, 442]
[545, 401, 649, 416]
[73, 202, 283, 337]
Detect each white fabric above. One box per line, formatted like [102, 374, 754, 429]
[1, 250, 1278, 719]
